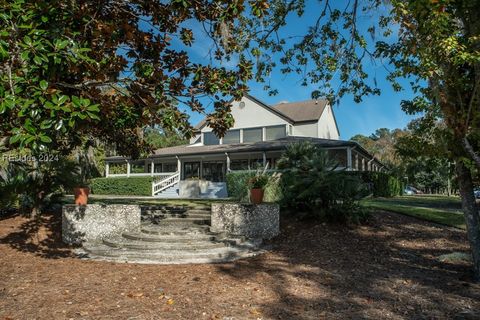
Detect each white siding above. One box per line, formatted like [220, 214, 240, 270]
[292, 122, 318, 138]
[189, 133, 202, 145]
[200, 96, 289, 133]
[318, 104, 340, 140]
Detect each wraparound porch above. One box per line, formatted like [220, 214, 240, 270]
[104, 145, 385, 197]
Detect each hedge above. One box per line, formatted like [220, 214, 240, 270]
[226, 171, 283, 203]
[90, 177, 153, 196]
[227, 170, 403, 202]
[355, 171, 404, 197]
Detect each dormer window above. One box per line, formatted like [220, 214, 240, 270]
[222, 130, 240, 144]
[243, 128, 263, 143]
[266, 125, 287, 141]
[204, 132, 220, 145]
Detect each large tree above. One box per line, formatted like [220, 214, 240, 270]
[238, 0, 480, 280]
[0, 0, 269, 157]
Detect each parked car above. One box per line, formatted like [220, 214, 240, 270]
[474, 189, 480, 199]
[404, 185, 422, 195]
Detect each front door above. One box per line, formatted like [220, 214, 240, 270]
[183, 162, 200, 179]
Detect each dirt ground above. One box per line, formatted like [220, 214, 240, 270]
[0, 210, 479, 320]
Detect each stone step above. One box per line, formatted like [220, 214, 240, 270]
[184, 209, 211, 215]
[148, 212, 211, 219]
[80, 243, 262, 264]
[141, 224, 211, 235]
[78, 250, 262, 264]
[102, 237, 227, 250]
[154, 217, 211, 225]
[142, 208, 187, 214]
[122, 231, 218, 243]
[191, 206, 211, 211]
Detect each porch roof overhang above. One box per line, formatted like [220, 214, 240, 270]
[106, 136, 381, 164]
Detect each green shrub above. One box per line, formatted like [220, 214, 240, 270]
[226, 171, 282, 202]
[357, 172, 404, 197]
[90, 177, 153, 196]
[276, 141, 369, 223]
[0, 159, 82, 216]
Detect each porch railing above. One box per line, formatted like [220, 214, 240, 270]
[108, 172, 174, 178]
[151, 171, 180, 196]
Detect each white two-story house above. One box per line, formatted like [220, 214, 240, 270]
[104, 94, 384, 197]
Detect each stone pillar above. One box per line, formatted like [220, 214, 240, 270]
[211, 203, 280, 240]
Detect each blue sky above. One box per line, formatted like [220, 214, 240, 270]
[172, 1, 420, 139]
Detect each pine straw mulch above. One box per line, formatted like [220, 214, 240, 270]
[0, 210, 479, 320]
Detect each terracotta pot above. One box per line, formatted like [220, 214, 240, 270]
[250, 188, 264, 204]
[74, 187, 89, 205]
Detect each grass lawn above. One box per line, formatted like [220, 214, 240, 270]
[362, 195, 466, 229]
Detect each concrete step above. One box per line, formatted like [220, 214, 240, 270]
[102, 237, 227, 250]
[184, 209, 211, 215]
[142, 208, 187, 214]
[80, 243, 263, 264]
[154, 217, 211, 226]
[141, 224, 211, 235]
[122, 231, 218, 243]
[148, 212, 211, 219]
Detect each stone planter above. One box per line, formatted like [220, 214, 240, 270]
[62, 204, 141, 245]
[211, 203, 280, 240]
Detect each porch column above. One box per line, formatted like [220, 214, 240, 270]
[225, 153, 231, 172]
[126, 161, 131, 177]
[367, 158, 374, 171]
[346, 147, 352, 171]
[105, 162, 110, 177]
[262, 151, 267, 168]
[150, 160, 155, 176]
[176, 156, 181, 178]
[355, 153, 359, 171]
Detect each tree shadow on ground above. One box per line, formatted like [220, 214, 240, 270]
[216, 212, 480, 319]
[0, 209, 74, 259]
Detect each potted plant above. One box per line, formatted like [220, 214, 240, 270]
[73, 158, 89, 205]
[248, 174, 269, 204]
[73, 186, 89, 205]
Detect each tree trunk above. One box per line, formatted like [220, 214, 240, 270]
[456, 160, 480, 282]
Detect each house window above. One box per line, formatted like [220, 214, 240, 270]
[204, 132, 219, 145]
[202, 161, 225, 182]
[184, 162, 200, 179]
[266, 125, 286, 140]
[222, 130, 240, 144]
[230, 159, 249, 170]
[162, 162, 177, 173]
[243, 128, 263, 143]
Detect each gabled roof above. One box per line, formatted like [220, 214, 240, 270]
[194, 94, 329, 130]
[271, 99, 328, 123]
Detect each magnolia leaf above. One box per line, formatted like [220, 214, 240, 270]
[39, 80, 48, 91]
